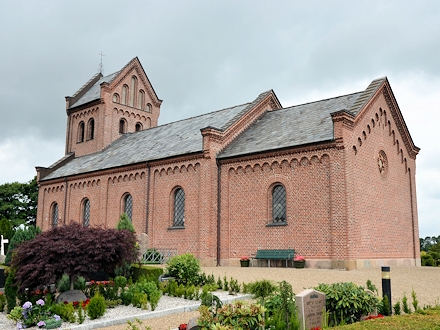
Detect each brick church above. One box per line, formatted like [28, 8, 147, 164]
[36, 57, 420, 269]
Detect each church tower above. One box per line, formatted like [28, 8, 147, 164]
[64, 57, 162, 157]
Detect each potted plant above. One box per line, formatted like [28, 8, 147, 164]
[240, 256, 250, 267]
[294, 255, 306, 268]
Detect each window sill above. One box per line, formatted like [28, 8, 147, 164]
[168, 226, 185, 230]
[266, 222, 287, 227]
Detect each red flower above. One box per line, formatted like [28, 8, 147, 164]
[178, 324, 187, 330]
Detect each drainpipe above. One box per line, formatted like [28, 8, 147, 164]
[216, 158, 221, 266]
[145, 162, 150, 234]
[63, 177, 68, 225]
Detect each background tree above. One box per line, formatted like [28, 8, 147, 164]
[12, 223, 138, 292]
[0, 176, 38, 229]
[4, 225, 41, 264]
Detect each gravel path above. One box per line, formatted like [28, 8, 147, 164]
[2, 265, 439, 330]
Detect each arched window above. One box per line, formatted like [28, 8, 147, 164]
[135, 122, 142, 132]
[146, 103, 152, 113]
[130, 76, 137, 107]
[113, 93, 120, 103]
[122, 85, 128, 105]
[272, 184, 286, 223]
[173, 188, 185, 227]
[83, 198, 90, 227]
[78, 121, 85, 142]
[51, 203, 59, 228]
[124, 194, 133, 220]
[119, 119, 127, 134]
[87, 118, 95, 140]
[137, 90, 145, 110]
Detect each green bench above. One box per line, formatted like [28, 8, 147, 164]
[252, 249, 295, 267]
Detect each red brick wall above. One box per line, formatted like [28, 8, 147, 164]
[343, 91, 419, 264]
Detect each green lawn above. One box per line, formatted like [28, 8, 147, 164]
[333, 307, 440, 329]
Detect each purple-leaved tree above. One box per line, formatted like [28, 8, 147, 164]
[12, 223, 138, 292]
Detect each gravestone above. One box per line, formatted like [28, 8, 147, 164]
[295, 289, 326, 330]
[0, 235, 8, 263]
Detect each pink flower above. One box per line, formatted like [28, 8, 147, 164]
[294, 255, 305, 262]
[240, 256, 250, 261]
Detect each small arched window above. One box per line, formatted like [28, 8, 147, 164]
[137, 90, 145, 110]
[272, 184, 286, 223]
[122, 85, 128, 105]
[146, 103, 152, 112]
[130, 76, 137, 107]
[135, 122, 142, 132]
[123, 194, 133, 220]
[51, 203, 59, 228]
[113, 93, 120, 103]
[83, 198, 90, 227]
[87, 118, 95, 140]
[173, 188, 185, 227]
[78, 121, 85, 142]
[119, 119, 127, 134]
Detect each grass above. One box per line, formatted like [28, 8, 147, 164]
[333, 307, 440, 329]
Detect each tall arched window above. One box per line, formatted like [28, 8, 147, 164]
[272, 184, 286, 223]
[173, 188, 185, 227]
[124, 194, 133, 220]
[87, 118, 95, 140]
[78, 121, 85, 142]
[83, 198, 90, 227]
[119, 119, 127, 134]
[51, 203, 59, 228]
[122, 85, 128, 105]
[130, 76, 137, 107]
[137, 90, 145, 110]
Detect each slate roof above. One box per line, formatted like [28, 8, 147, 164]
[70, 71, 120, 108]
[219, 92, 362, 159]
[42, 102, 251, 180]
[42, 77, 387, 181]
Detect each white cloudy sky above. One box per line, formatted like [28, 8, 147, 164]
[0, 1, 439, 237]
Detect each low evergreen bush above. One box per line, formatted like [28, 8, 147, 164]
[87, 293, 106, 320]
[315, 282, 379, 326]
[165, 253, 200, 285]
[131, 264, 163, 284]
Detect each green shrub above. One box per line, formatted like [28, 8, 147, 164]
[402, 293, 411, 314]
[5, 268, 18, 312]
[114, 275, 128, 289]
[131, 264, 163, 284]
[105, 298, 122, 308]
[74, 276, 86, 291]
[132, 292, 148, 309]
[0, 291, 6, 312]
[57, 274, 70, 293]
[120, 289, 134, 306]
[50, 302, 76, 323]
[198, 301, 265, 329]
[87, 293, 106, 320]
[393, 301, 402, 315]
[314, 282, 379, 326]
[165, 253, 201, 285]
[116, 213, 135, 232]
[41, 317, 63, 329]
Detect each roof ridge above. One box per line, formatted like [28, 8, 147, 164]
[346, 77, 387, 115]
[71, 72, 102, 98]
[143, 101, 252, 132]
[282, 91, 363, 110]
[220, 90, 273, 130]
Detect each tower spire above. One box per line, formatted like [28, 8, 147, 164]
[98, 51, 105, 74]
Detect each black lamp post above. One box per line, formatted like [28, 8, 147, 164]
[381, 266, 392, 315]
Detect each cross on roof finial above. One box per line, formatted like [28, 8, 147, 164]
[98, 51, 105, 74]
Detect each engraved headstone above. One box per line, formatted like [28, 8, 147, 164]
[295, 289, 326, 330]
